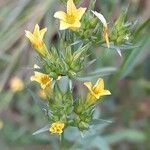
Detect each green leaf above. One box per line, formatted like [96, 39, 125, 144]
[86, 137, 111, 150]
[59, 76, 69, 92]
[90, 119, 113, 125]
[53, 83, 62, 101]
[32, 125, 49, 135]
[73, 43, 90, 60]
[64, 127, 81, 142]
[28, 89, 47, 114]
[114, 9, 127, 28]
[109, 43, 140, 50]
[65, 46, 73, 64]
[118, 32, 150, 78]
[77, 67, 117, 81]
[86, 59, 96, 68]
[105, 129, 146, 144]
[134, 17, 150, 39]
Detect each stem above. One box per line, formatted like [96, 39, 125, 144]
[60, 132, 66, 150]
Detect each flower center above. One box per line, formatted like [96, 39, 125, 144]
[41, 75, 50, 85]
[93, 87, 102, 94]
[66, 14, 76, 24]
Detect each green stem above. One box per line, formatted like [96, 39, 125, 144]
[60, 132, 66, 150]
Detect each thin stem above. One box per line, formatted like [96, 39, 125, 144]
[60, 132, 66, 150]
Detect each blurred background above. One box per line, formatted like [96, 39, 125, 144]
[0, 0, 149, 150]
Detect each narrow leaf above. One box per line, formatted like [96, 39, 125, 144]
[33, 125, 49, 135]
[28, 89, 47, 114]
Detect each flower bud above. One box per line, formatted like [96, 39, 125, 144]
[78, 121, 89, 131]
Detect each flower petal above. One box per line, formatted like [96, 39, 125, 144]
[93, 78, 104, 92]
[77, 7, 86, 20]
[67, 0, 77, 15]
[40, 27, 47, 39]
[100, 90, 111, 96]
[59, 20, 71, 30]
[84, 82, 93, 91]
[54, 11, 67, 22]
[33, 24, 40, 37]
[30, 75, 41, 82]
[25, 31, 35, 44]
[72, 21, 81, 28]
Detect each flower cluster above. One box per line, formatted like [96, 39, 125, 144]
[25, 0, 134, 136]
[49, 122, 65, 135]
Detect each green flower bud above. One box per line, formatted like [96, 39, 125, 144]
[78, 121, 89, 131]
[84, 30, 91, 38]
[70, 60, 82, 72]
[90, 18, 98, 28]
[49, 72, 58, 79]
[116, 36, 124, 44]
[50, 115, 59, 122]
[68, 70, 76, 78]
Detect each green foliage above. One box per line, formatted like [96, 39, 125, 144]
[41, 44, 90, 79]
[75, 10, 103, 45]
[0, 0, 149, 150]
[114, 17, 150, 79]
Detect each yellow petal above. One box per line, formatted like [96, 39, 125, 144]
[54, 11, 67, 22]
[67, 0, 77, 15]
[25, 31, 35, 44]
[84, 82, 93, 91]
[33, 65, 45, 78]
[41, 82, 49, 89]
[93, 90, 111, 100]
[40, 27, 47, 39]
[94, 93, 101, 99]
[33, 24, 40, 37]
[102, 90, 111, 96]
[59, 20, 71, 30]
[97, 90, 111, 98]
[93, 78, 104, 92]
[77, 7, 86, 20]
[30, 75, 41, 82]
[71, 21, 81, 28]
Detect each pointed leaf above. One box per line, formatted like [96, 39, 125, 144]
[33, 125, 49, 135]
[90, 119, 113, 125]
[77, 67, 117, 81]
[28, 89, 47, 114]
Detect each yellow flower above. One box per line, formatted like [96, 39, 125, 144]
[25, 24, 48, 56]
[10, 76, 24, 92]
[37, 89, 47, 99]
[0, 119, 4, 130]
[49, 122, 65, 135]
[91, 11, 110, 48]
[84, 78, 111, 102]
[54, 0, 86, 30]
[31, 64, 53, 92]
